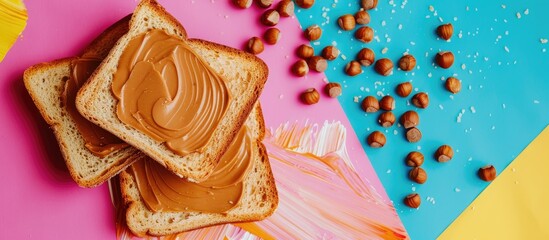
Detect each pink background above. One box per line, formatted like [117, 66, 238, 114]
[0, 0, 387, 238]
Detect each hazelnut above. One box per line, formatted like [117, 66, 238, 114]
[232, 0, 252, 9]
[321, 46, 340, 60]
[367, 131, 386, 148]
[374, 58, 393, 76]
[263, 28, 281, 45]
[409, 167, 427, 184]
[406, 127, 422, 143]
[435, 145, 454, 162]
[478, 165, 497, 182]
[295, 0, 314, 9]
[400, 111, 419, 129]
[300, 88, 320, 105]
[437, 23, 453, 40]
[361, 0, 378, 10]
[291, 59, 309, 77]
[260, 9, 280, 26]
[304, 25, 322, 41]
[307, 56, 328, 72]
[345, 61, 362, 76]
[395, 82, 412, 97]
[296, 44, 314, 59]
[398, 54, 416, 71]
[357, 48, 375, 66]
[277, 0, 295, 17]
[435, 51, 454, 69]
[255, 0, 273, 8]
[411, 92, 429, 109]
[324, 82, 342, 98]
[361, 96, 379, 113]
[355, 10, 370, 25]
[378, 112, 396, 127]
[338, 14, 356, 31]
[405, 151, 424, 167]
[445, 77, 461, 94]
[379, 95, 395, 111]
[404, 193, 421, 208]
[246, 37, 264, 55]
[355, 26, 374, 43]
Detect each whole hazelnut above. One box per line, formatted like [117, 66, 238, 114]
[324, 82, 342, 98]
[435, 145, 454, 162]
[345, 61, 362, 76]
[263, 28, 281, 45]
[437, 23, 454, 40]
[296, 44, 314, 59]
[277, 0, 295, 17]
[435, 51, 454, 69]
[478, 165, 497, 182]
[338, 14, 356, 31]
[357, 48, 375, 66]
[406, 127, 422, 143]
[395, 82, 412, 97]
[307, 56, 328, 72]
[400, 110, 419, 129]
[398, 54, 416, 71]
[445, 77, 461, 94]
[355, 26, 374, 43]
[321, 46, 340, 60]
[374, 58, 394, 76]
[260, 9, 280, 26]
[367, 131, 386, 148]
[300, 88, 320, 105]
[361, 96, 379, 113]
[256, 0, 273, 8]
[361, 0, 378, 10]
[379, 95, 395, 111]
[411, 92, 429, 108]
[232, 0, 252, 9]
[378, 112, 396, 127]
[295, 0, 314, 9]
[409, 167, 427, 184]
[355, 10, 370, 25]
[404, 193, 421, 208]
[304, 25, 322, 41]
[405, 151, 424, 167]
[246, 37, 264, 55]
[291, 59, 309, 77]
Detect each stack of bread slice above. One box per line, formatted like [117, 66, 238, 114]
[24, 0, 277, 237]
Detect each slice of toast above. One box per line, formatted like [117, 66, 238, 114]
[23, 15, 145, 187]
[120, 104, 278, 236]
[76, 0, 268, 182]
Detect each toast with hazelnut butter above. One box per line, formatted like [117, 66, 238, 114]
[76, 0, 268, 182]
[120, 105, 278, 236]
[23, 15, 146, 187]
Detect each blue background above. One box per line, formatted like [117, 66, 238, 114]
[296, 1, 549, 239]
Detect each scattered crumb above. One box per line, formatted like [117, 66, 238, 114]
[516, 12, 522, 19]
[457, 109, 465, 123]
[381, 47, 389, 54]
[541, 39, 548, 44]
[393, 129, 398, 135]
[534, 100, 540, 104]
[501, 4, 506, 9]
[491, 125, 496, 130]
[454, 188, 461, 192]
[470, 106, 476, 113]
[439, 104, 444, 110]
[279, 94, 284, 99]
[524, 9, 530, 15]
[502, 103, 506, 109]
[461, 64, 466, 70]
[386, 169, 392, 174]
[412, 186, 416, 191]
[341, 54, 347, 60]
[504, 46, 510, 52]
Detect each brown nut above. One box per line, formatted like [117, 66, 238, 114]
[378, 112, 396, 127]
[411, 92, 429, 109]
[445, 77, 461, 94]
[263, 28, 281, 45]
[324, 82, 342, 98]
[361, 96, 379, 112]
[478, 165, 497, 182]
[345, 61, 362, 76]
[355, 26, 374, 43]
[277, 0, 295, 17]
[304, 25, 322, 41]
[409, 167, 427, 184]
[404, 193, 421, 208]
[295, 0, 314, 9]
[232, 0, 252, 9]
[379, 95, 395, 111]
[256, 0, 273, 8]
[355, 10, 370, 25]
[437, 23, 454, 40]
[321, 46, 340, 60]
[361, 0, 378, 10]
[435, 51, 454, 69]
[246, 37, 264, 55]
[395, 82, 413, 97]
[296, 44, 314, 59]
[400, 110, 419, 129]
[398, 54, 416, 71]
[291, 59, 309, 77]
[356, 48, 375, 66]
[406, 151, 424, 167]
[260, 9, 280, 26]
[367, 131, 386, 148]
[307, 56, 328, 72]
[435, 145, 454, 162]
[300, 88, 320, 105]
[406, 127, 422, 143]
[374, 58, 393, 76]
[338, 14, 356, 31]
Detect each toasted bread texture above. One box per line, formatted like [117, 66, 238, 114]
[76, 0, 268, 182]
[120, 104, 278, 236]
[23, 15, 145, 187]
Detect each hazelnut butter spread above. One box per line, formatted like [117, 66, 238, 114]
[112, 29, 230, 156]
[129, 126, 253, 213]
[62, 57, 129, 157]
